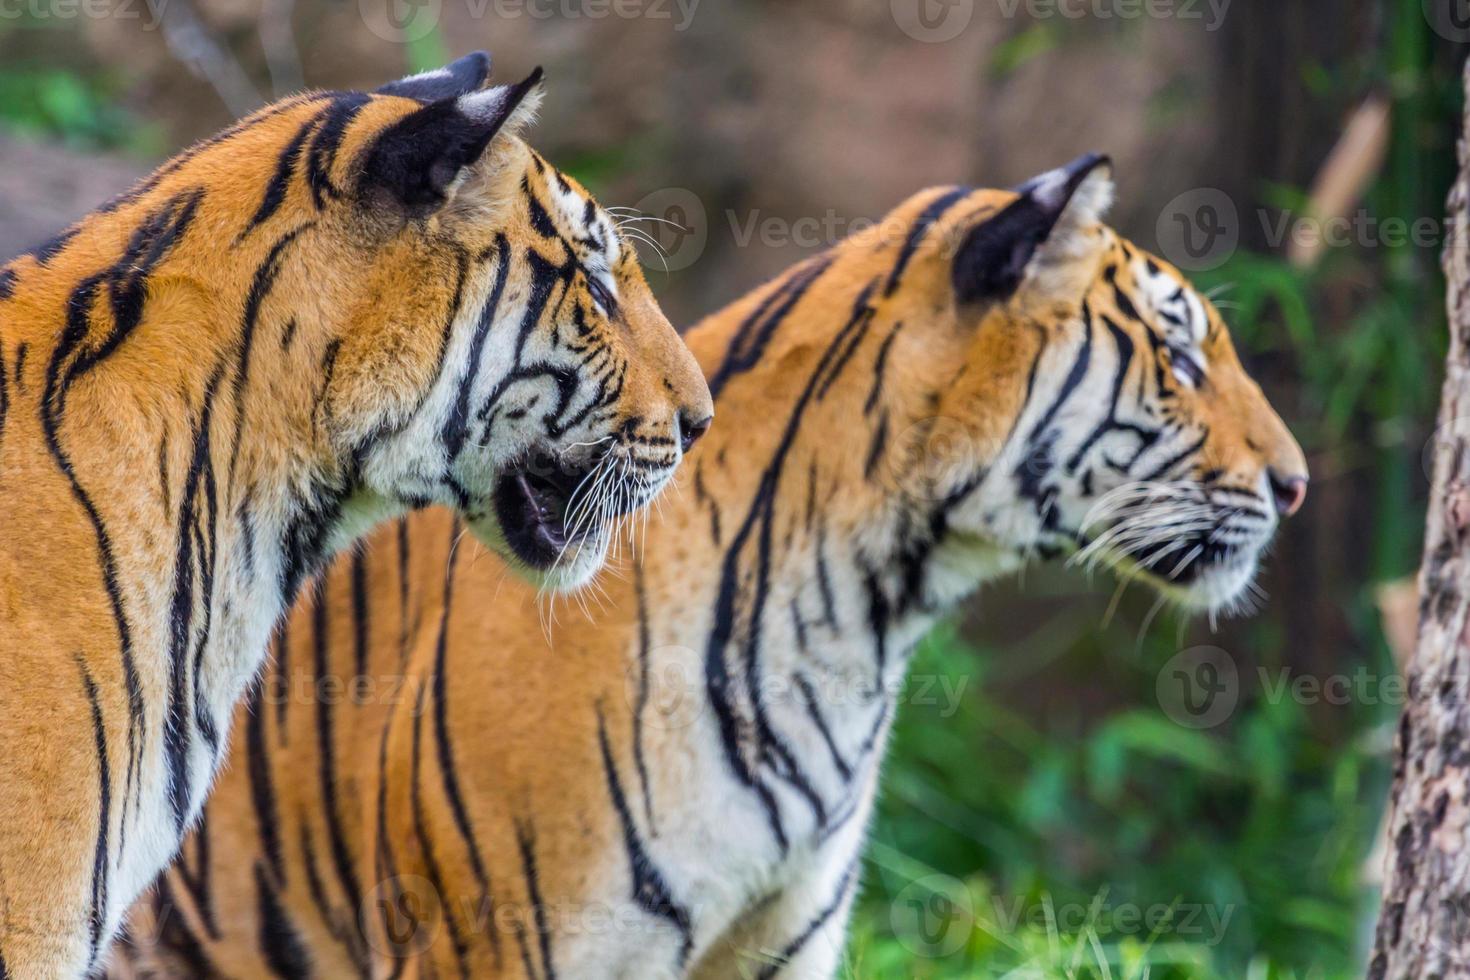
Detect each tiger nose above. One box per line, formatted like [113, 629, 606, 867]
[1269, 471, 1308, 518]
[678, 411, 712, 454]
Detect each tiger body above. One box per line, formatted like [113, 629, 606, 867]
[0, 52, 710, 977]
[123, 158, 1306, 978]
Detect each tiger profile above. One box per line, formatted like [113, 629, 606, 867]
[0, 50, 711, 977]
[120, 154, 1307, 979]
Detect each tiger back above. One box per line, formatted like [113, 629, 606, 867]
[121, 155, 1305, 979]
[0, 51, 710, 977]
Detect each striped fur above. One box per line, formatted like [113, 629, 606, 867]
[117, 160, 1305, 979]
[0, 52, 709, 977]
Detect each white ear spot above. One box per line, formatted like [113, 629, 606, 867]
[395, 66, 453, 87]
[1029, 167, 1072, 210]
[456, 88, 510, 123]
[455, 83, 544, 133]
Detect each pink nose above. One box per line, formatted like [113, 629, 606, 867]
[1270, 474, 1308, 518]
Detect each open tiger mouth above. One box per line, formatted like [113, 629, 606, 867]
[492, 455, 596, 570]
[1131, 538, 1237, 585]
[491, 449, 654, 570]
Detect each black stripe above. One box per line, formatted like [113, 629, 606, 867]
[1015, 306, 1095, 514]
[430, 522, 501, 963]
[708, 255, 833, 399]
[440, 236, 512, 464]
[631, 563, 659, 833]
[524, 178, 559, 240]
[514, 820, 557, 980]
[1064, 316, 1138, 473]
[28, 226, 78, 266]
[172, 818, 222, 942]
[165, 364, 226, 831]
[147, 876, 225, 977]
[705, 283, 879, 852]
[0, 267, 13, 299]
[311, 580, 367, 967]
[755, 860, 860, 978]
[595, 707, 694, 965]
[408, 679, 471, 977]
[76, 655, 111, 968]
[240, 113, 320, 240]
[1138, 430, 1209, 482]
[97, 93, 328, 216]
[255, 862, 313, 979]
[883, 186, 968, 297]
[396, 517, 411, 665]
[0, 336, 7, 452]
[350, 549, 370, 677]
[863, 409, 889, 481]
[41, 272, 147, 855]
[864, 320, 904, 415]
[228, 225, 311, 485]
[306, 93, 370, 209]
[246, 679, 285, 880]
[795, 674, 852, 783]
[299, 822, 337, 948]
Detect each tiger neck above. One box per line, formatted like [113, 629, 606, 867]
[654, 423, 1020, 860]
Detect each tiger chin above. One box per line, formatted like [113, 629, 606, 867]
[0, 50, 710, 977]
[117, 155, 1306, 980]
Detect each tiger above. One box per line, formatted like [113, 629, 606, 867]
[116, 153, 1307, 979]
[0, 49, 712, 978]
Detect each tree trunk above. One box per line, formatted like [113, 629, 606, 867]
[1370, 59, 1470, 979]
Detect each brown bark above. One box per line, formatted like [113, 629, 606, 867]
[1370, 59, 1470, 979]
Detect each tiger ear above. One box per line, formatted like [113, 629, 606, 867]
[361, 67, 545, 213]
[375, 51, 493, 102]
[951, 153, 1114, 307]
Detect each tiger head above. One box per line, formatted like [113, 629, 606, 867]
[126, 51, 712, 591]
[716, 154, 1305, 616]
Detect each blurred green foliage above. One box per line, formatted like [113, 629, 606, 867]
[0, 14, 160, 152]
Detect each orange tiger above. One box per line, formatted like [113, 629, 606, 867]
[121, 155, 1305, 978]
[0, 51, 710, 977]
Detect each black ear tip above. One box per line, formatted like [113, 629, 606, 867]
[376, 50, 494, 101]
[459, 51, 493, 82]
[524, 65, 546, 88]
